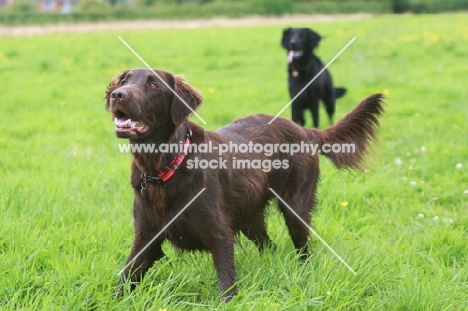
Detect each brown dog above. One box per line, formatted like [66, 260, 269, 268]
[105, 68, 384, 301]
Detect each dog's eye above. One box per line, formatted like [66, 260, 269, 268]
[120, 80, 127, 86]
[149, 82, 158, 89]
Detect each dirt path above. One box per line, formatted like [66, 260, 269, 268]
[0, 14, 371, 36]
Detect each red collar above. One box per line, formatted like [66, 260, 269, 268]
[140, 129, 192, 196]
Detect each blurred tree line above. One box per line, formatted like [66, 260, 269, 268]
[1, 0, 467, 25]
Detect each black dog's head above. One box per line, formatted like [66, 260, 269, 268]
[281, 28, 322, 63]
[105, 68, 203, 140]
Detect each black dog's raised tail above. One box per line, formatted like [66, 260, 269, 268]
[308, 93, 385, 170]
[335, 87, 347, 99]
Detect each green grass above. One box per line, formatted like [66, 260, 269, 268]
[1, 13, 468, 310]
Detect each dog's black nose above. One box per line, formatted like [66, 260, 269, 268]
[111, 88, 128, 101]
[290, 41, 299, 50]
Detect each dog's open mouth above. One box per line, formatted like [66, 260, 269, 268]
[113, 112, 149, 135]
[288, 50, 303, 62]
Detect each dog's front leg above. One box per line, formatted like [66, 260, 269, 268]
[211, 235, 237, 302]
[118, 201, 166, 295]
[119, 234, 165, 293]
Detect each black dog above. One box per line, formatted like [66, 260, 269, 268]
[281, 28, 347, 128]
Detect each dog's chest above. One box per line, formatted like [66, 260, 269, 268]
[142, 189, 210, 251]
[289, 66, 308, 81]
[289, 59, 318, 80]
[288, 67, 321, 88]
[166, 217, 209, 251]
[289, 64, 301, 78]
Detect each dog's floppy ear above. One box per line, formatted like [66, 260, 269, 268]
[281, 28, 292, 49]
[170, 75, 203, 126]
[105, 70, 129, 111]
[306, 28, 322, 51]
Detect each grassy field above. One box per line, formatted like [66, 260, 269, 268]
[1, 13, 467, 310]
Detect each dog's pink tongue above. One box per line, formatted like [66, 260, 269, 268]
[288, 50, 294, 63]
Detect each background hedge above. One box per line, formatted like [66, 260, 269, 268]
[0, 0, 467, 25]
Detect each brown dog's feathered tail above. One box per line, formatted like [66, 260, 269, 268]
[307, 93, 385, 170]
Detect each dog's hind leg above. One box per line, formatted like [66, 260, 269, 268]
[275, 173, 318, 260]
[209, 232, 237, 301]
[240, 216, 276, 252]
[277, 198, 313, 260]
